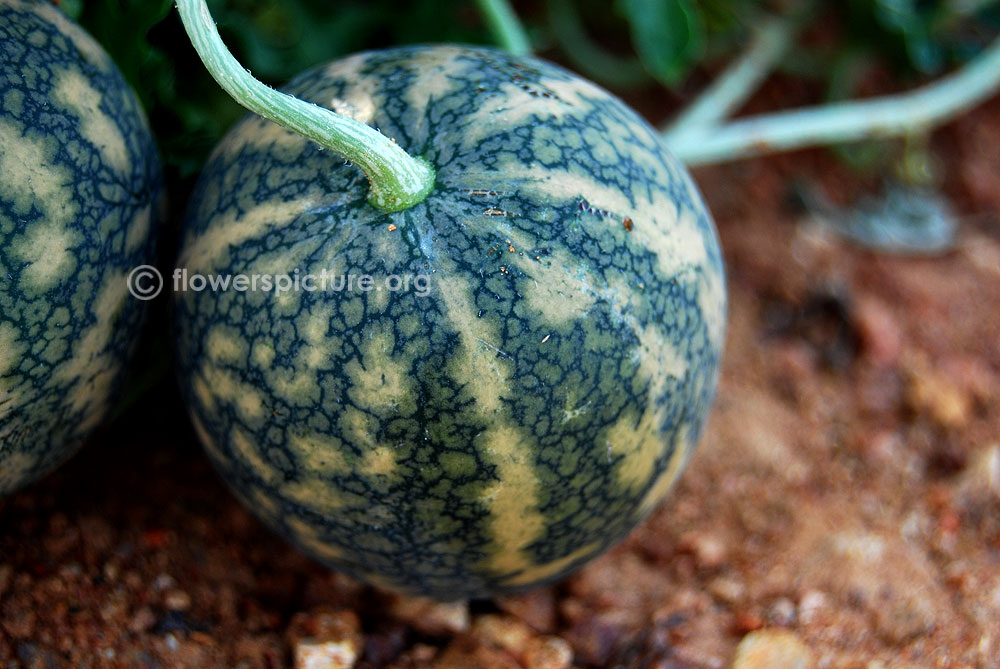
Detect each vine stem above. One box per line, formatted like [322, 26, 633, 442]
[667, 35, 1000, 166]
[476, 0, 532, 56]
[664, 10, 807, 137]
[175, 0, 435, 213]
[547, 0, 649, 89]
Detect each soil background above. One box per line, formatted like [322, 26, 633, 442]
[1, 81, 998, 667]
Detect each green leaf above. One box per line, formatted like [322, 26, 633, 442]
[56, 0, 84, 21]
[617, 0, 705, 86]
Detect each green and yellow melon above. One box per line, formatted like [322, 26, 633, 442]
[174, 45, 725, 599]
[0, 0, 161, 495]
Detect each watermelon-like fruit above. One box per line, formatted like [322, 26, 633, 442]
[0, 0, 161, 495]
[174, 45, 725, 600]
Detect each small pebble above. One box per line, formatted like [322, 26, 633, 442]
[287, 609, 362, 669]
[128, 606, 157, 633]
[388, 594, 469, 636]
[164, 589, 192, 611]
[708, 576, 746, 604]
[471, 614, 533, 655]
[766, 598, 797, 627]
[679, 531, 728, 569]
[153, 573, 177, 591]
[102, 561, 120, 582]
[905, 359, 972, 429]
[953, 444, 1000, 508]
[523, 635, 572, 669]
[732, 629, 811, 669]
[798, 590, 828, 625]
[295, 640, 359, 669]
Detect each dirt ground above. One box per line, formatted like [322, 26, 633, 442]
[0, 89, 997, 668]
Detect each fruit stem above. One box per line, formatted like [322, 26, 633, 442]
[175, 0, 435, 213]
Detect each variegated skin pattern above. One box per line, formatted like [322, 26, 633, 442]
[0, 0, 161, 495]
[175, 45, 725, 599]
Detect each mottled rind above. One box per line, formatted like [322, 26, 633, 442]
[175, 45, 724, 599]
[0, 0, 161, 495]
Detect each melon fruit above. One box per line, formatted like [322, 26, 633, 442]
[0, 0, 161, 495]
[174, 45, 724, 600]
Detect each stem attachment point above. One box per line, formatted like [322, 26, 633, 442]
[176, 0, 436, 213]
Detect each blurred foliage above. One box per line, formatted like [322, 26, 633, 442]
[617, 0, 706, 85]
[57, 0, 999, 183]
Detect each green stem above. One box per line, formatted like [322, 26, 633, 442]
[175, 0, 435, 213]
[476, 0, 532, 56]
[667, 35, 1000, 166]
[665, 8, 811, 137]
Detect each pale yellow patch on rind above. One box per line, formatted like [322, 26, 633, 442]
[436, 275, 511, 414]
[478, 424, 546, 575]
[0, 322, 26, 417]
[286, 515, 345, 563]
[251, 340, 275, 368]
[637, 424, 691, 515]
[178, 195, 322, 273]
[51, 273, 127, 432]
[434, 263, 546, 577]
[205, 324, 246, 364]
[606, 407, 666, 491]
[635, 322, 687, 384]
[191, 374, 215, 415]
[124, 205, 151, 254]
[294, 304, 341, 371]
[188, 411, 227, 470]
[197, 360, 266, 425]
[248, 486, 281, 524]
[340, 407, 378, 449]
[213, 116, 311, 162]
[360, 445, 397, 477]
[697, 257, 728, 351]
[0, 118, 79, 291]
[397, 47, 468, 141]
[52, 68, 128, 174]
[318, 55, 382, 132]
[344, 324, 411, 413]
[266, 365, 321, 408]
[607, 324, 687, 492]
[447, 161, 724, 349]
[11, 220, 79, 292]
[0, 321, 25, 377]
[501, 539, 603, 587]
[451, 74, 600, 153]
[515, 248, 597, 326]
[287, 430, 348, 475]
[0, 450, 33, 497]
[23, 0, 110, 69]
[232, 426, 279, 485]
[283, 478, 349, 514]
